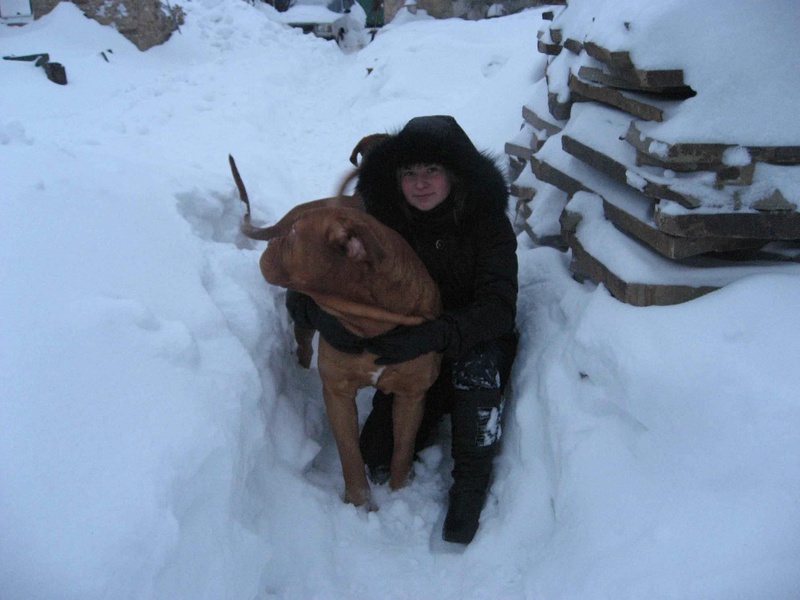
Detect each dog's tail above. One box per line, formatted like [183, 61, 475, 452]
[335, 169, 361, 204]
[230, 155, 364, 242]
[229, 154, 284, 241]
[229, 154, 250, 217]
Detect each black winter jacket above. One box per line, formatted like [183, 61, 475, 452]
[355, 116, 518, 359]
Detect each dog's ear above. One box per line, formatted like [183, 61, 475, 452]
[349, 133, 391, 167]
[329, 217, 386, 267]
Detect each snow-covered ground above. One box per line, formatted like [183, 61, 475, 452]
[2, 1, 799, 599]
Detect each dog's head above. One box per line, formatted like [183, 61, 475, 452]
[261, 207, 387, 296]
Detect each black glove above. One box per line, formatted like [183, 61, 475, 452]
[364, 318, 452, 365]
[285, 291, 364, 354]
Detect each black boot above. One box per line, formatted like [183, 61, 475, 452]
[359, 391, 394, 484]
[442, 443, 496, 544]
[442, 389, 503, 544]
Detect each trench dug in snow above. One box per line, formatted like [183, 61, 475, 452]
[174, 184, 476, 547]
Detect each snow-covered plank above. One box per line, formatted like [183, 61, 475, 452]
[577, 66, 695, 99]
[600, 199, 763, 259]
[510, 181, 535, 202]
[561, 104, 706, 207]
[562, 38, 583, 55]
[562, 193, 800, 306]
[626, 121, 800, 169]
[562, 132, 702, 209]
[531, 153, 587, 198]
[533, 132, 761, 259]
[513, 167, 567, 249]
[568, 72, 665, 122]
[505, 122, 539, 180]
[505, 142, 533, 162]
[585, 168, 765, 259]
[537, 29, 561, 56]
[582, 41, 691, 94]
[522, 104, 563, 140]
[562, 104, 800, 226]
[507, 155, 526, 181]
[654, 198, 800, 240]
[546, 72, 577, 122]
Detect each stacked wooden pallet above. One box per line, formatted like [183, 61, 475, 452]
[508, 5, 800, 306]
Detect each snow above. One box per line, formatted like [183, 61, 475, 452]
[2, 1, 799, 599]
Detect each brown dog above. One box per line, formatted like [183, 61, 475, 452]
[260, 206, 441, 506]
[230, 150, 441, 508]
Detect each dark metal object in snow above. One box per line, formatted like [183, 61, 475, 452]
[3, 52, 67, 85]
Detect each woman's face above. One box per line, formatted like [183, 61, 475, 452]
[399, 163, 452, 212]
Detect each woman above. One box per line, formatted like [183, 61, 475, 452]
[288, 115, 518, 544]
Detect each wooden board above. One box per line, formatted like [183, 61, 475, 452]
[654, 205, 800, 240]
[532, 133, 763, 258]
[569, 73, 665, 122]
[582, 41, 692, 94]
[578, 65, 695, 99]
[560, 104, 800, 233]
[561, 133, 703, 209]
[562, 193, 800, 306]
[626, 121, 800, 168]
[522, 104, 563, 139]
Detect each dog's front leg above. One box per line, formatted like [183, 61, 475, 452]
[321, 382, 372, 507]
[389, 391, 426, 491]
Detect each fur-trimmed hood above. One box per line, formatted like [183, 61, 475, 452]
[356, 116, 509, 234]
